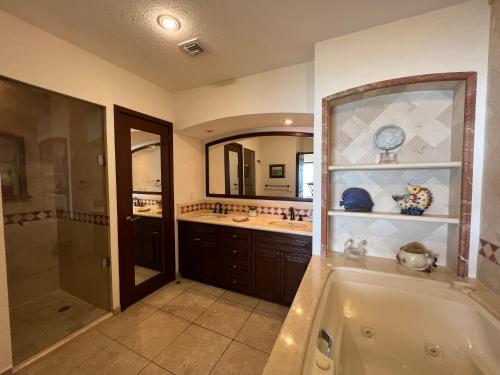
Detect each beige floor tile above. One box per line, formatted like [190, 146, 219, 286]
[139, 363, 173, 375]
[211, 341, 269, 375]
[141, 284, 187, 308]
[220, 290, 260, 308]
[195, 299, 252, 338]
[190, 283, 225, 297]
[235, 310, 284, 353]
[96, 302, 156, 339]
[255, 300, 289, 318]
[20, 329, 112, 375]
[69, 341, 149, 375]
[117, 311, 190, 359]
[162, 289, 217, 322]
[154, 325, 230, 375]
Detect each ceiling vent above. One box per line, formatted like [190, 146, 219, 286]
[178, 38, 205, 56]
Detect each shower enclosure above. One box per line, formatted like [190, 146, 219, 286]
[0, 77, 111, 364]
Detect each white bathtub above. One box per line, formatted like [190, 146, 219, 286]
[303, 269, 500, 375]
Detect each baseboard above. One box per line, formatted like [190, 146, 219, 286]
[0, 368, 13, 375]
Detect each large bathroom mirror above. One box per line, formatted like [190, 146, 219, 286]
[206, 132, 313, 201]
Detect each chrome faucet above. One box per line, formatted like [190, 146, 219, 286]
[289, 206, 295, 221]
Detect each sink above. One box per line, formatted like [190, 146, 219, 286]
[191, 213, 226, 220]
[268, 220, 308, 229]
[135, 208, 151, 212]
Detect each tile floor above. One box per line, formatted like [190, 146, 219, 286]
[19, 278, 289, 375]
[10, 289, 107, 365]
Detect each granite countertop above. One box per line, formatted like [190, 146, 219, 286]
[176, 211, 312, 236]
[263, 252, 500, 375]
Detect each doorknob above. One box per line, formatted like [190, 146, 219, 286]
[125, 216, 140, 223]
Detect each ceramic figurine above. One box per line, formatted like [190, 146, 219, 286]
[396, 242, 437, 273]
[340, 188, 374, 212]
[392, 185, 433, 215]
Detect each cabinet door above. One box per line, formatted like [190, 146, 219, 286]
[197, 240, 220, 284]
[252, 246, 281, 301]
[281, 252, 311, 305]
[179, 223, 197, 279]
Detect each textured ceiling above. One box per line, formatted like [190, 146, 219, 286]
[0, 0, 468, 92]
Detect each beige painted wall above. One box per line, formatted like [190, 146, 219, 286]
[0, 10, 204, 371]
[313, 0, 491, 265]
[478, 0, 500, 294]
[173, 62, 314, 130]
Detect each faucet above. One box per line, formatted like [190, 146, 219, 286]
[133, 197, 140, 207]
[213, 202, 223, 214]
[289, 206, 295, 221]
[281, 212, 287, 220]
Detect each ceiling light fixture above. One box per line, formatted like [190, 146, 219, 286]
[284, 119, 293, 125]
[157, 15, 180, 31]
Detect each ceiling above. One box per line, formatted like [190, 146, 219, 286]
[177, 113, 313, 140]
[0, 0, 468, 92]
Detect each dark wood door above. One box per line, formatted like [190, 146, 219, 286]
[281, 252, 311, 304]
[253, 246, 281, 302]
[115, 106, 175, 310]
[224, 143, 243, 195]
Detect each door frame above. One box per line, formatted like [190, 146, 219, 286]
[114, 105, 175, 309]
[224, 143, 243, 195]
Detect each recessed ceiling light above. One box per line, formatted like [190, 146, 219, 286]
[157, 15, 180, 31]
[284, 119, 293, 125]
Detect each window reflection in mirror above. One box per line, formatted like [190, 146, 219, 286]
[207, 134, 313, 200]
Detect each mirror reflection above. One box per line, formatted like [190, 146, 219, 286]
[208, 134, 313, 200]
[130, 129, 164, 285]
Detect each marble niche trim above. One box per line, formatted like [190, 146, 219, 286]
[178, 201, 313, 218]
[479, 238, 500, 266]
[321, 72, 477, 279]
[3, 210, 109, 226]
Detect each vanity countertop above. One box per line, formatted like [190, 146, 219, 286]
[263, 252, 500, 375]
[177, 211, 312, 236]
[133, 206, 162, 218]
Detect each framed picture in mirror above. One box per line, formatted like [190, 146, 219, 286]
[269, 164, 285, 178]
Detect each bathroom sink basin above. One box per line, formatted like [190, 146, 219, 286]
[268, 220, 308, 229]
[136, 208, 151, 212]
[191, 213, 226, 220]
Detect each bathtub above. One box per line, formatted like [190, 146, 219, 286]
[303, 269, 500, 375]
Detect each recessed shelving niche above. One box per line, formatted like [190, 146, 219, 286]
[321, 73, 477, 277]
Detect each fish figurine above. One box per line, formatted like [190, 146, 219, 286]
[392, 185, 433, 215]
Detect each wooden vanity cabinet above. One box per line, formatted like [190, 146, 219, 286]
[178, 221, 312, 305]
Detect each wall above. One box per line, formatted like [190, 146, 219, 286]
[313, 0, 491, 267]
[478, 0, 500, 294]
[173, 62, 314, 130]
[0, 10, 203, 371]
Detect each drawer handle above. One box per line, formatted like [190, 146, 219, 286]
[232, 234, 237, 239]
[194, 237, 201, 242]
[232, 250, 237, 254]
[232, 280, 237, 284]
[232, 265, 238, 269]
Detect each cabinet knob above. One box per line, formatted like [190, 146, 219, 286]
[232, 280, 237, 284]
[232, 265, 237, 269]
[194, 237, 201, 241]
[232, 234, 237, 239]
[232, 250, 237, 254]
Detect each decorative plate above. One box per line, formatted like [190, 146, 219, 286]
[374, 125, 405, 151]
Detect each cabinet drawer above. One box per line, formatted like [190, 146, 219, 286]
[222, 273, 250, 292]
[187, 225, 218, 244]
[222, 246, 250, 259]
[253, 231, 312, 254]
[222, 259, 250, 275]
[222, 227, 251, 250]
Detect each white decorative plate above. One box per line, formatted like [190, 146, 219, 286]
[374, 125, 405, 151]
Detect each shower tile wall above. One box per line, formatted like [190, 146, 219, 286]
[478, 0, 500, 294]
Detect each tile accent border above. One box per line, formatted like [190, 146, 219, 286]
[479, 238, 500, 266]
[178, 201, 313, 219]
[3, 210, 109, 226]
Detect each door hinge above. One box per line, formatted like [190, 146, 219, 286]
[101, 257, 110, 269]
[97, 154, 106, 166]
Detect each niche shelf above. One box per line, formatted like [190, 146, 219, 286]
[328, 209, 459, 224]
[321, 73, 477, 277]
[328, 161, 462, 171]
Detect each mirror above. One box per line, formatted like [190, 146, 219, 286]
[131, 129, 163, 285]
[207, 133, 313, 201]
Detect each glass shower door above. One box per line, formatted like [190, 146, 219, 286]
[0, 77, 111, 364]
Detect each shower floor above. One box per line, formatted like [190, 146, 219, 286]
[9, 289, 107, 364]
